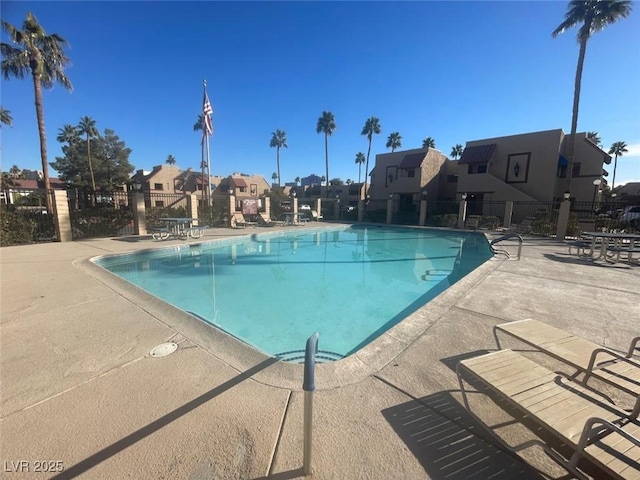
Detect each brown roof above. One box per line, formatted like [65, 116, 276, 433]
[398, 153, 426, 169]
[231, 177, 248, 188]
[459, 144, 496, 165]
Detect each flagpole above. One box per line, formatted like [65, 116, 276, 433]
[203, 79, 213, 207]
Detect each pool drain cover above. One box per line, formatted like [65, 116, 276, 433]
[150, 342, 178, 357]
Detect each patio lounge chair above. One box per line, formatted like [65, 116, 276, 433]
[310, 210, 323, 221]
[494, 319, 640, 402]
[457, 349, 640, 480]
[231, 213, 257, 229]
[257, 213, 286, 227]
[510, 216, 533, 234]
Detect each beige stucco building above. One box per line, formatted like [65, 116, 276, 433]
[457, 129, 611, 203]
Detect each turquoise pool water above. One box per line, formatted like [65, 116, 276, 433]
[94, 225, 493, 361]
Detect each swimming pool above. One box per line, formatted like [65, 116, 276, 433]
[94, 225, 493, 361]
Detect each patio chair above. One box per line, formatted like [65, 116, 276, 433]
[310, 210, 323, 221]
[457, 349, 640, 480]
[494, 319, 640, 404]
[510, 216, 533, 234]
[257, 213, 286, 227]
[465, 215, 480, 230]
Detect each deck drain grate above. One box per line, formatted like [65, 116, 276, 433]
[150, 342, 178, 357]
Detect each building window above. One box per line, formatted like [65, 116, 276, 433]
[467, 164, 487, 174]
[557, 166, 567, 178]
[477, 164, 487, 174]
[155, 201, 164, 207]
[447, 175, 458, 183]
[572, 162, 581, 177]
[407, 169, 415, 178]
[154, 183, 163, 191]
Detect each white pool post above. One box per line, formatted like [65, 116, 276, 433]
[303, 332, 318, 475]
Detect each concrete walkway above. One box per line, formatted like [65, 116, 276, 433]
[1, 226, 638, 479]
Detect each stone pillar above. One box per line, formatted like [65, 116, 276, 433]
[386, 195, 393, 224]
[315, 199, 321, 220]
[358, 198, 365, 223]
[334, 198, 340, 220]
[556, 198, 571, 240]
[53, 190, 73, 242]
[293, 197, 299, 218]
[419, 198, 427, 226]
[264, 196, 271, 220]
[229, 194, 236, 227]
[132, 192, 147, 235]
[187, 194, 199, 225]
[503, 201, 514, 229]
[457, 197, 468, 229]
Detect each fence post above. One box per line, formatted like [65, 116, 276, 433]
[419, 195, 428, 226]
[386, 194, 394, 224]
[457, 196, 468, 229]
[503, 201, 514, 229]
[556, 196, 571, 240]
[228, 193, 235, 227]
[358, 198, 365, 223]
[53, 190, 73, 242]
[264, 195, 271, 220]
[187, 194, 199, 224]
[132, 192, 147, 235]
[334, 197, 340, 220]
[315, 198, 322, 220]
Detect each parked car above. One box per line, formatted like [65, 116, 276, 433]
[620, 205, 640, 223]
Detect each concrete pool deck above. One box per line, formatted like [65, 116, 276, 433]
[1, 225, 639, 479]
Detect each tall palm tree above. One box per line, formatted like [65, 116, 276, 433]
[586, 131, 602, 147]
[450, 144, 464, 160]
[0, 106, 12, 127]
[553, 0, 632, 191]
[355, 152, 365, 184]
[270, 129, 287, 188]
[316, 111, 336, 198]
[361, 117, 381, 198]
[78, 116, 98, 191]
[608, 141, 628, 190]
[165, 154, 176, 165]
[1, 12, 72, 209]
[422, 137, 435, 148]
[386, 132, 402, 152]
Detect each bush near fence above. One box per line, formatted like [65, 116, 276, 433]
[1, 205, 56, 245]
[71, 207, 133, 239]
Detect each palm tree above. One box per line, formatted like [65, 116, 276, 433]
[355, 152, 365, 184]
[586, 131, 602, 147]
[0, 106, 12, 127]
[165, 154, 176, 165]
[1, 12, 72, 210]
[608, 141, 628, 190]
[78, 116, 98, 191]
[386, 132, 402, 152]
[316, 111, 336, 198]
[270, 129, 287, 188]
[422, 137, 435, 148]
[553, 0, 632, 191]
[271, 172, 278, 185]
[361, 117, 381, 198]
[450, 144, 464, 160]
[56, 124, 79, 144]
[294, 176, 300, 186]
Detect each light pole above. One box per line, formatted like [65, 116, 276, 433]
[592, 178, 602, 212]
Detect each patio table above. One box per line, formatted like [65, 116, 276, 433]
[582, 231, 640, 262]
[156, 217, 199, 239]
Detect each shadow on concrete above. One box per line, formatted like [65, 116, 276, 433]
[110, 235, 153, 243]
[439, 349, 493, 373]
[50, 357, 280, 480]
[381, 390, 545, 479]
[542, 253, 633, 269]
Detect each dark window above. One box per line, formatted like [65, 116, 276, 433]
[387, 175, 393, 184]
[407, 169, 415, 178]
[467, 164, 473, 174]
[572, 162, 581, 177]
[477, 164, 487, 174]
[154, 183, 163, 191]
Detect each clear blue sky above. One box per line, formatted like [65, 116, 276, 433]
[2, 1, 639, 187]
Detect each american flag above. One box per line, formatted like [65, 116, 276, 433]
[203, 91, 213, 135]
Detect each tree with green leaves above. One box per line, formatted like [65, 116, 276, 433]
[271, 172, 278, 185]
[553, 0, 632, 191]
[361, 117, 381, 198]
[270, 129, 287, 188]
[56, 124, 80, 145]
[386, 132, 402, 152]
[316, 111, 336, 198]
[422, 137, 435, 148]
[355, 152, 365, 184]
[330, 178, 343, 186]
[51, 127, 133, 190]
[0, 106, 12, 127]
[450, 144, 464, 160]
[586, 131, 602, 147]
[1, 12, 72, 208]
[78, 116, 98, 191]
[608, 141, 628, 190]
[165, 154, 176, 165]
[320, 175, 326, 186]
[295, 176, 300, 186]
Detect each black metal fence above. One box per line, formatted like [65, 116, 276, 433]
[68, 189, 135, 240]
[1, 188, 57, 246]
